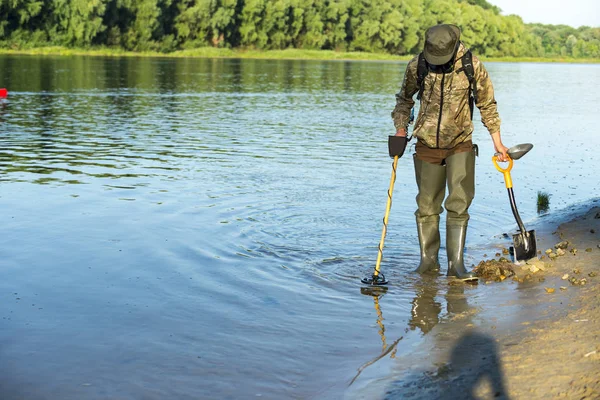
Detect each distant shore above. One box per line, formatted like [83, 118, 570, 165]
[1, 46, 599, 64]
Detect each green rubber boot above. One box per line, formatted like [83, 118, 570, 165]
[413, 155, 446, 274]
[446, 223, 478, 281]
[445, 149, 478, 281]
[415, 220, 441, 274]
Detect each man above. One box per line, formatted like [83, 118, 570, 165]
[392, 24, 509, 281]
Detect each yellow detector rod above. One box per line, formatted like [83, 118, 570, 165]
[375, 156, 398, 277]
[362, 136, 408, 285]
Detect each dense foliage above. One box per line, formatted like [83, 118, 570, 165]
[0, 0, 598, 58]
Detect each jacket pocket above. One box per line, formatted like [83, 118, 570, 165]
[454, 99, 468, 123]
[450, 76, 471, 124]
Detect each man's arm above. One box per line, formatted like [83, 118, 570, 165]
[392, 57, 419, 137]
[475, 59, 509, 160]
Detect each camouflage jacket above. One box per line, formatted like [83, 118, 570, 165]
[391, 43, 501, 149]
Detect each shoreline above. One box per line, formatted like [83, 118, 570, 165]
[347, 198, 600, 399]
[0, 47, 598, 64]
[496, 199, 600, 398]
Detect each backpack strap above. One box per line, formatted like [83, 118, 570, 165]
[417, 49, 477, 120]
[455, 50, 477, 120]
[416, 52, 428, 101]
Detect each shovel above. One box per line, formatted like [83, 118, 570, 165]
[492, 143, 537, 261]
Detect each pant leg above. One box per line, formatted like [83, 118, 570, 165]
[444, 148, 478, 281]
[444, 148, 475, 225]
[414, 154, 447, 224]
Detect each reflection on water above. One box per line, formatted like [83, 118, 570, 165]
[408, 278, 475, 335]
[0, 55, 598, 398]
[351, 287, 402, 386]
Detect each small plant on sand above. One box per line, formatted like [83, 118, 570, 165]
[537, 191, 551, 214]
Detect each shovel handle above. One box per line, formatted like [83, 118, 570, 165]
[492, 155, 513, 189]
[507, 187, 527, 234]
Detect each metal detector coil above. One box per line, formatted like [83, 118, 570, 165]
[361, 273, 388, 286]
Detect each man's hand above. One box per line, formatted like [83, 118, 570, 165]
[395, 128, 407, 137]
[491, 131, 509, 162]
[494, 144, 509, 162]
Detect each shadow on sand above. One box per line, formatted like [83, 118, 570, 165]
[356, 280, 511, 399]
[383, 329, 510, 400]
[390, 281, 510, 400]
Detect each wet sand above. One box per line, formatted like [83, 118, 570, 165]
[347, 199, 600, 399]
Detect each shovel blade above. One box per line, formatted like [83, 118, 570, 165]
[507, 143, 533, 160]
[512, 230, 537, 261]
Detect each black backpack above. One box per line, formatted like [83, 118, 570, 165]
[416, 50, 477, 120]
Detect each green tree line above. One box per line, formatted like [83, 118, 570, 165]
[0, 0, 598, 58]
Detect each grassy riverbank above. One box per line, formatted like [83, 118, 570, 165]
[1, 46, 599, 63]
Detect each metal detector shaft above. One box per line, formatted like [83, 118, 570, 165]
[373, 155, 399, 277]
[362, 136, 408, 286]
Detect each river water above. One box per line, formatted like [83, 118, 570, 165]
[0, 55, 598, 399]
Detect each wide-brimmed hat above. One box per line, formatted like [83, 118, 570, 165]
[423, 24, 461, 65]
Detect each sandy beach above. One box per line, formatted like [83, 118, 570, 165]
[347, 199, 600, 399]
[494, 201, 600, 399]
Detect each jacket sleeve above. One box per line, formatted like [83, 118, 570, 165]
[391, 57, 419, 131]
[474, 58, 501, 135]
